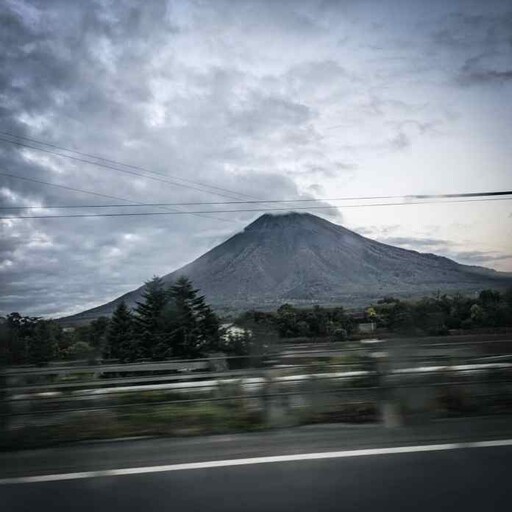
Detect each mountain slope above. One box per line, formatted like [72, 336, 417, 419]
[64, 213, 511, 321]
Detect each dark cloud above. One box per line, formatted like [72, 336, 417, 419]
[0, 0, 325, 316]
[376, 235, 511, 268]
[457, 57, 512, 85]
[447, 251, 512, 264]
[379, 236, 449, 248]
[229, 95, 314, 135]
[429, 8, 512, 87]
[354, 225, 401, 237]
[388, 131, 410, 151]
[0, 0, 510, 316]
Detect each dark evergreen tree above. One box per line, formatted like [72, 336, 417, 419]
[105, 301, 136, 362]
[194, 288, 221, 351]
[134, 276, 170, 360]
[89, 317, 110, 352]
[27, 321, 57, 366]
[168, 277, 220, 358]
[2, 313, 40, 365]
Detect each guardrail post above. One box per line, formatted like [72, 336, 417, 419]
[375, 352, 402, 428]
[261, 370, 272, 427]
[0, 369, 11, 443]
[262, 369, 292, 428]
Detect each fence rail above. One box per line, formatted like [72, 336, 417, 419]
[2, 335, 511, 447]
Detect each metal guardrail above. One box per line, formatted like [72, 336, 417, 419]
[3, 354, 510, 393]
[1, 360, 210, 377]
[2, 336, 511, 437]
[2, 365, 511, 412]
[3, 362, 510, 396]
[4, 375, 512, 413]
[3, 334, 510, 377]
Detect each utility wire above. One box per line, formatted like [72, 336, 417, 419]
[0, 135, 256, 201]
[0, 169, 509, 210]
[5, 132, 509, 209]
[0, 171, 234, 223]
[0, 171, 142, 203]
[0, 131, 258, 200]
[0, 190, 511, 209]
[1, 197, 510, 220]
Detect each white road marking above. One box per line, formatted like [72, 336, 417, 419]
[1, 439, 511, 485]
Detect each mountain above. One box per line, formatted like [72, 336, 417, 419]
[64, 212, 511, 322]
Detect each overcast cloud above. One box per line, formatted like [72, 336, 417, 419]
[1, 0, 511, 316]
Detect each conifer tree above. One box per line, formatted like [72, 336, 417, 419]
[27, 321, 57, 366]
[134, 276, 169, 359]
[105, 301, 136, 362]
[168, 277, 220, 357]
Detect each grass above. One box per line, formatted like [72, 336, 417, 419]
[1, 398, 266, 450]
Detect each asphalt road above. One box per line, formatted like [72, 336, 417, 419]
[1, 444, 511, 512]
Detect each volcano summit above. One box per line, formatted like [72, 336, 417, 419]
[66, 212, 511, 321]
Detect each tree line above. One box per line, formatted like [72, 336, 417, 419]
[0, 277, 245, 366]
[2, 285, 511, 366]
[235, 288, 512, 339]
[371, 289, 512, 335]
[237, 304, 355, 340]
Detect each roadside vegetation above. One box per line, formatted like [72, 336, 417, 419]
[0, 276, 252, 366]
[1, 286, 511, 366]
[236, 288, 512, 339]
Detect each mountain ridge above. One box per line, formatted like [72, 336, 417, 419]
[62, 212, 511, 322]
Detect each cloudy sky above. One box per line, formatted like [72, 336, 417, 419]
[1, 0, 511, 317]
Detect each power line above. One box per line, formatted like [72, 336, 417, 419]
[2, 192, 512, 209]
[0, 131, 258, 200]
[5, 132, 510, 209]
[1, 197, 510, 220]
[0, 175, 509, 209]
[0, 171, 234, 223]
[0, 135, 256, 201]
[0, 171, 141, 203]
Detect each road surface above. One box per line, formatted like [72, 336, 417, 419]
[2, 416, 512, 512]
[1, 443, 511, 511]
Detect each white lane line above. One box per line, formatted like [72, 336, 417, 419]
[1, 439, 511, 485]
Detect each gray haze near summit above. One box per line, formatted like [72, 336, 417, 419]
[1, 0, 511, 316]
